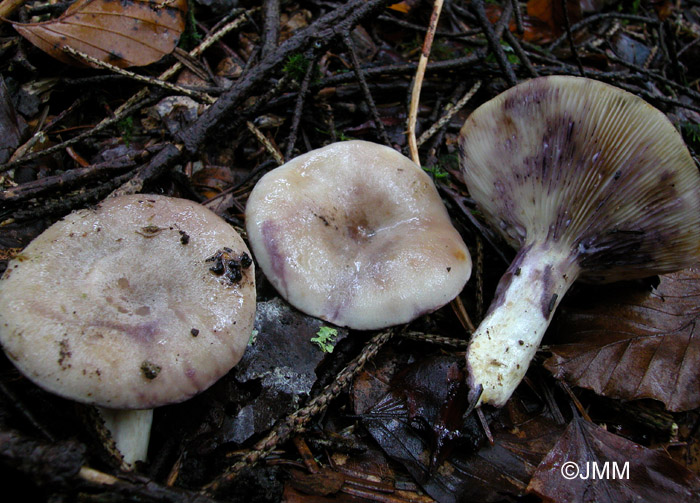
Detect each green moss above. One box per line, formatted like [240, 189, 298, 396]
[117, 116, 134, 146]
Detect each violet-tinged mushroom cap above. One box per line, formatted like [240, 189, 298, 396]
[0, 194, 256, 410]
[245, 140, 471, 330]
[459, 76, 700, 407]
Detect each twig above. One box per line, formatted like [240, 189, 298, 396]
[1, 9, 253, 172]
[112, 8, 253, 117]
[320, 53, 484, 87]
[558, 381, 592, 422]
[504, 30, 539, 78]
[470, 0, 517, 86]
[561, 0, 586, 77]
[0, 383, 55, 441]
[377, 13, 481, 39]
[417, 80, 481, 147]
[511, 0, 524, 35]
[342, 32, 392, 147]
[475, 235, 485, 321]
[9, 171, 134, 222]
[476, 407, 494, 445]
[247, 121, 284, 166]
[61, 47, 216, 104]
[400, 331, 468, 349]
[0, 97, 153, 173]
[451, 295, 476, 332]
[422, 81, 466, 168]
[586, 45, 700, 102]
[0, 153, 140, 204]
[203, 329, 395, 493]
[407, 0, 444, 164]
[441, 185, 511, 265]
[547, 12, 659, 51]
[261, 0, 280, 58]
[663, 18, 684, 84]
[284, 53, 317, 160]
[79, 465, 226, 502]
[110, 143, 182, 197]
[493, 0, 513, 39]
[179, 0, 394, 154]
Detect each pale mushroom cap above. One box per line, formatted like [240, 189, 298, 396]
[245, 140, 471, 330]
[0, 195, 255, 409]
[459, 76, 700, 282]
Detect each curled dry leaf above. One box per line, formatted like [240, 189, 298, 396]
[528, 415, 700, 503]
[13, 0, 186, 68]
[545, 268, 700, 412]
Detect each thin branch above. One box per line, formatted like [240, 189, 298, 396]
[113, 8, 253, 117]
[417, 80, 481, 148]
[284, 54, 317, 160]
[470, 0, 517, 86]
[547, 12, 659, 51]
[261, 0, 280, 59]
[62, 47, 216, 104]
[511, 0, 524, 35]
[504, 30, 539, 78]
[0, 97, 154, 173]
[407, 0, 444, 164]
[179, 0, 394, 154]
[562, 0, 586, 77]
[247, 121, 284, 165]
[342, 32, 392, 147]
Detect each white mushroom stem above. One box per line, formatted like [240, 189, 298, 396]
[98, 407, 154, 467]
[466, 243, 579, 407]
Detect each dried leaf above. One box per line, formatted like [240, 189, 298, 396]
[352, 351, 563, 502]
[388, 1, 421, 14]
[288, 468, 345, 496]
[545, 268, 700, 411]
[610, 32, 653, 66]
[13, 0, 186, 68]
[485, 4, 555, 44]
[526, 0, 581, 37]
[528, 415, 700, 502]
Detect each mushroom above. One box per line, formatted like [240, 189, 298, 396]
[459, 76, 700, 407]
[0, 194, 256, 466]
[245, 140, 471, 330]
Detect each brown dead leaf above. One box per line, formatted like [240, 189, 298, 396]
[13, 0, 186, 68]
[528, 415, 700, 502]
[545, 268, 700, 412]
[288, 468, 345, 496]
[485, 4, 555, 45]
[352, 350, 564, 502]
[388, 0, 422, 14]
[526, 0, 581, 37]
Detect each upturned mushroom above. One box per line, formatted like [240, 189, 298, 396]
[459, 76, 700, 407]
[245, 140, 471, 330]
[0, 194, 256, 465]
